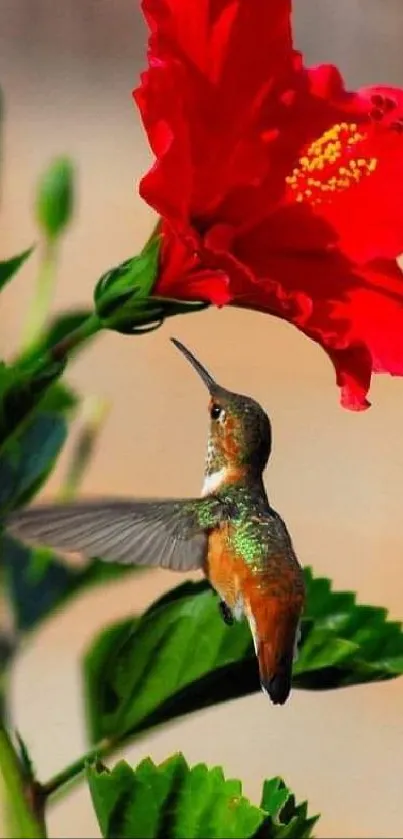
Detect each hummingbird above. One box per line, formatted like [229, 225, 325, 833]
[6, 338, 305, 705]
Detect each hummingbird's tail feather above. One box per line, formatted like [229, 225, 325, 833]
[246, 597, 302, 706]
[257, 641, 294, 706]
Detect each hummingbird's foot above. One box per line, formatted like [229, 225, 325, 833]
[219, 600, 234, 626]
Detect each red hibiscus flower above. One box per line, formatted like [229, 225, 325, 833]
[134, 0, 403, 409]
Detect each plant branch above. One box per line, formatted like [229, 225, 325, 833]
[22, 241, 58, 351]
[0, 726, 46, 837]
[58, 395, 109, 501]
[46, 311, 103, 364]
[41, 736, 115, 799]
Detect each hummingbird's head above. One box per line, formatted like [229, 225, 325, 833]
[171, 338, 272, 493]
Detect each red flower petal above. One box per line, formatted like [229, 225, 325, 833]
[135, 0, 403, 409]
[284, 78, 403, 263]
[135, 0, 297, 220]
[155, 223, 231, 305]
[134, 60, 192, 225]
[228, 248, 403, 409]
[326, 345, 372, 411]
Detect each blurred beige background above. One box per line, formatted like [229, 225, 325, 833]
[1, 1, 403, 836]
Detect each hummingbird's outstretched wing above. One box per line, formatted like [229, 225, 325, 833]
[6, 497, 227, 571]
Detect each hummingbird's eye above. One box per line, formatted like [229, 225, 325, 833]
[210, 402, 222, 420]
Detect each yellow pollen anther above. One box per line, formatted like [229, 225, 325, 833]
[286, 121, 378, 206]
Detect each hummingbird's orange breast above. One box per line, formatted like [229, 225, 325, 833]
[204, 522, 305, 622]
[204, 523, 250, 610]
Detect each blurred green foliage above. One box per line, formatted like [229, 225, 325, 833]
[35, 158, 74, 241]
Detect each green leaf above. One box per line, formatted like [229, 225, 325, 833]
[257, 777, 318, 838]
[18, 309, 95, 365]
[84, 581, 254, 744]
[0, 726, 45, 838]
[0, 362, 16, 399]
[38, 380, 78, 414]
[0, 247, 34, 293]
[0, 411, 67, 512]
[0, 378, 119, 637]
[14, 732, 36, 784]
[294, 567, 403, 689]
[153, 296, 209, 317]
[1, 536, 134, 634]
[87, 754, 265, 839]
[35, 157, 74, 240]
[84, 571, 403, 745]
[0, 632, 15, 672]
[0, 359, 65, 450]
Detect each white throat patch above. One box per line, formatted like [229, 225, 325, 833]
[202, 436, 228, 496]
[201, 467, 228, 497]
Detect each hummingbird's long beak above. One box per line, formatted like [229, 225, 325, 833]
[170, 338, 216, 392]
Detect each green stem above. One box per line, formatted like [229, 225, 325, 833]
[0, 727, 46, 838]
[41, 737, 115, 799]
[0, 664, 11, 726]
[0, 567, 14, 728]
[59, 395, 109, 501]
[45, 311, 103, 364]
[22, 241, 58, 351]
